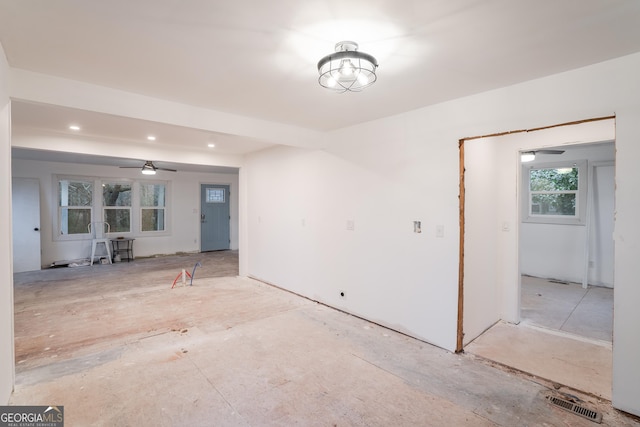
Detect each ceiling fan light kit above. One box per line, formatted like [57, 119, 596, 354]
[318, 41, 378, 93]
[141, 161, 156, 175]
[520, 149, 565, 162]
[521, 152, 536, 162]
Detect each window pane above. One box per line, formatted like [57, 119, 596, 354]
[104, 208, 130, 233]
[103, 183, 131, 206]
[531, 194, 576, 216]
[142, 208, 165, 231]
[530, 168, 578, 191]
[140, 184, 166, 207]
[59, 180, 92, 207]
[61, 208, 91, 234]
[206, 188, 225, 203]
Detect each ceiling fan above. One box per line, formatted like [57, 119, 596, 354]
[520, 149, 565, 162]
[120, 160, 177, 175]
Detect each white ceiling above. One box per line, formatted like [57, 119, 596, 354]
[2, 0, 640, 167]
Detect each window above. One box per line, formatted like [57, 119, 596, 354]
[103, 182, 131, 233]
[206, 188, 225, 203]
[523, 160, 586, 225]
[55, 176, 170, 240]
[59, 179, 93, 235]
[140, 183, 166, 232]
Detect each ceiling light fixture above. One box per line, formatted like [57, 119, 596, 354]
[207, 143, 215, 148]
[147, 135, 156, 141]
[318, 41, 378, 93]
[69, 125, 80, 131]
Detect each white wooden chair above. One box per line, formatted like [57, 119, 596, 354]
[88, 222, 112, 266]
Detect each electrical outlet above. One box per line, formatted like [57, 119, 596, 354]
[346, 220, 355, 231]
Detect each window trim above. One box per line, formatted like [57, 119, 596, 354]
[522, 159, 587, 225]
[55, 176, 94, 240]
[53, 175, 170, 241]
[102, 181, 133, 234]
[138, 181, 169, 234]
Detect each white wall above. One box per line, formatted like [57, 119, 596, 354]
[0, 43, 15, 404]
[612, 109, 640, 415]
[244, 53, 640, 416]
[11, 158, 239, 267]
[463, 136, 503, 344]
[246, 144, 460, 350]
[520, 143, 615, 286]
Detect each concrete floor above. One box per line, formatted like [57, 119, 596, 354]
[521, 275, 613, 342]
[10, 253, 638, 426]
[466, 276, 614, 401]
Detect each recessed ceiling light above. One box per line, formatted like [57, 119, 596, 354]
[147, 135, 156, 141]
[69, 125, 80, 131]
[207, 143, 215, 148]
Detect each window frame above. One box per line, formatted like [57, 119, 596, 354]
[522, 160, 587, 225]
[102, 181, 133, 234]
[56, 177, 94, 240]
[139, 181, 169, 234]
[53, 175, 170, 241]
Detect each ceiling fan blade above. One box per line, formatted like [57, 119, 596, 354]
[156, 167, 177, 172]
[536, 150, 565, 154]
[119, 166, 142, 169]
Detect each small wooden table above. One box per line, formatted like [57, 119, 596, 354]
[110, 238, 135, 262]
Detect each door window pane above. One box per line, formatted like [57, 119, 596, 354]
[206, 188, 225, 203]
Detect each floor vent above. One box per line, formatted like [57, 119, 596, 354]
[548, 279, 570, 285]
[545, 394, 602, 423]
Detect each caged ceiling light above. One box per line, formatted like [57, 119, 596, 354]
[317, 41, 378, 93]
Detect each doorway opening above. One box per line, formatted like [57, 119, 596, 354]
[457, 116, 615, 400]
[520, 146, 614, 343]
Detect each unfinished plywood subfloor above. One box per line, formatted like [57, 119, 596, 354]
[11, 253, 637, 426]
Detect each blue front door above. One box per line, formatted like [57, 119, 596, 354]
[200, 184, 230, 251]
